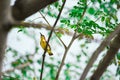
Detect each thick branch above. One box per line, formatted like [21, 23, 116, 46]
[90, 33, 120, 80]
[0, 0, 12, 25]
[0, 30, 8, 78]
[12, 0, 57, 21]
[13, 22, 74, 36]
[80, 23, 120, 80]
[0, 0, 12, 78]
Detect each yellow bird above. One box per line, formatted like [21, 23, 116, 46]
[40, 33, 53, 56]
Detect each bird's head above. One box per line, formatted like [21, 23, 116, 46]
[40, 33, 43, 36]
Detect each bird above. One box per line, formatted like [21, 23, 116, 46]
[40, 33, 53, 56]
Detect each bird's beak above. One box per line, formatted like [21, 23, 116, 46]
[40, 32, 42, 36]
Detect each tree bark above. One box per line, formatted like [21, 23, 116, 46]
[0, 0, 57, 79]
[90, 33, 120, 80]
[0, 30, 9, 76]
[79, 24, 120, 80]
[0, 0, 12, 79]
[12, 0, 57, 20]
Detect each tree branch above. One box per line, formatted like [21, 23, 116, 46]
[12, 0, 58, 21]
[13, 22, 74, 36]
[39, 12, 67, 48]
[2, 33, 38, 76]
[2, 62, 31, 75]
[90, 33, 120, 80]
[40, 0, 66, 80]
[55, 32, 76, 80]
[0, 0, 58, 79]
[0, 0, 12, 78]
[80, 23, 120, 80]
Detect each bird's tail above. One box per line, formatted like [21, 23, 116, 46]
[47, 50, 53, 56]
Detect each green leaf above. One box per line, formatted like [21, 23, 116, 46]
[18, 29, 23, 33]
[11, 59, 22, 67]
[101, 16, 105, 22]
[21, 69, 27, 77]
[88, 7, 95, 15]
[112, 15, 118, 22]
[64, 69, 71, 80]
[91, 0, 95, 2]
[81, 49, 87, 56]
[77, 27, 82, 33]
[98, 0, 102, 3]
[98, 26, 105, 31]
[35, 47, 39, 53]
[116, 66, 120, 76]
[66, 63, 71, 68]
[84, 30, 92, 35]
[110, 0, 116, 4]
[47, 11, 57, 18]
[37, 60, 41, 64]
[17, 26, 25, 33]
[60, 19, 70, 26]
[56, 32, 62, 37]
[106, 17, 110, 23]
[54, 2, 59, 8]
[117, 53, 120, 60]
[76, 54, 81, 62]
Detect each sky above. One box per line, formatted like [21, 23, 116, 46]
[4, 0, 120, 79]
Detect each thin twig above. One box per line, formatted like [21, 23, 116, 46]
[2, 62, 31, 75]
[31, 17, 43, 22]
[54, 32, 67, 48]
[76, 1, 87, 36]
[39, 12, 51, 26]
[55, 1, 88, 80]
[78, 4, 87, 24]
[40, 0, 66, 80]
[55, 32, 76, 80]
[94, 16, 102, 22]
[39, 12, 67, 48]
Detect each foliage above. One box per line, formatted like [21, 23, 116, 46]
[2, 0, 120, 80]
